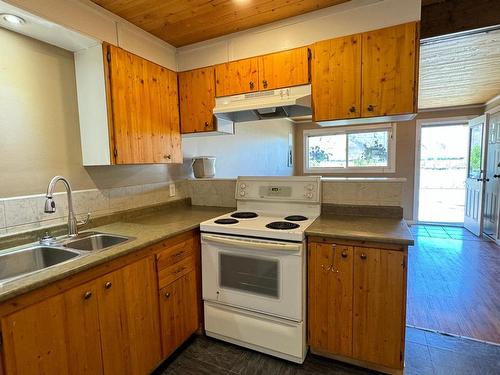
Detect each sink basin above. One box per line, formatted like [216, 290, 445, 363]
[0, 246, 81, 283]
[64, 232, 131, 251]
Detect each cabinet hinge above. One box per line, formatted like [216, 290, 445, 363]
[307, 48, 312, 60]
[113, 147, 118, 158]
[106, 50, 111, 63]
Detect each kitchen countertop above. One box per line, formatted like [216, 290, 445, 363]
[306, 214, 414, 246]
[0, 205, 231, 303]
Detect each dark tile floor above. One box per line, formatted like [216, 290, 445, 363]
[157, 327, 500, 375]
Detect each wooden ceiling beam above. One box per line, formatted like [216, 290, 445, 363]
[421, 0, 500, 39]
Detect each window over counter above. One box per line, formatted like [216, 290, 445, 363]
[304, 123, 396, 173]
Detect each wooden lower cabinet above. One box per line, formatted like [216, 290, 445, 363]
[353, 247, 406, 369]
[0, 230, 203, 375]
[1, 280, 103, 375]
[97, 257, 161, 375]
[1, 257, 161, 375]
[159, 270, 199, 357]
[308, 239, 407, 374]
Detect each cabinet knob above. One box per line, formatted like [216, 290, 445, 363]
[341, 251, 348, 258]
[83, 291, 92, 300]
[164, 154, 171, 160]
[349, 106, 356, 113]
[249, 81, 255, 90]
[164, 292, 171, 299]
[321, 264, 332, 271]
[360, 253, 367, 260]
[204, 121, 209, 128]
[104, 281, 112, 289]
[367, 105, 375, 112]
[262, 80, 268, 89]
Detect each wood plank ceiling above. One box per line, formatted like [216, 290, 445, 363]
[90, 0, 350, 47]
[418, 29, 500, 109]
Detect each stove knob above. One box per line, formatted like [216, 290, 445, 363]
[306, 192, 313, 199]
[240, 183, 247, 189]
[239, 191, 246, 196]
[306, 184, 314, 191]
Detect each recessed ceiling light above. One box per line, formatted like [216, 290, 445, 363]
[1, 13, 26, 25]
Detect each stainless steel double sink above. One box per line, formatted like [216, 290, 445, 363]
[0, 232, 133, 285]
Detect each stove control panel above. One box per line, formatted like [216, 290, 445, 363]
[235, 176, 321, 203]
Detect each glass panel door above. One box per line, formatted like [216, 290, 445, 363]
[219, 253, 279, 298]
[468, 124, 483, 179]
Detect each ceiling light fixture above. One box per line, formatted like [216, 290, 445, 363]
[0, 13, 26, 25]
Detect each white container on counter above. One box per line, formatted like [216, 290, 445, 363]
[192, 156, 216, 178]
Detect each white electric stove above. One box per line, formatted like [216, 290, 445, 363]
[200, 176, 321, 364]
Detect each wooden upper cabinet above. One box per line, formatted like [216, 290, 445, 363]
[312, 35, 361, 121]
[215, 57, 260, 96]
[179, 67, 216, 133]
[105, 44, 181, 164]
[258, 47, 310, 90]
[361, 22, 419, 117]
[97, 257, 162, 375]
[308, 242, 354, 357]
[352, 247, 406, 370]
[1, 280, 103, 375]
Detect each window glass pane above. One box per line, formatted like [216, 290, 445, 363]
[468, 124, 483, 178]
[219, 253, 279, 298]
[347, 130, 389, 167]
[308, 134, 346, 168]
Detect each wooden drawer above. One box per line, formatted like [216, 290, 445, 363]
[158, 255, 196, 289]
[156, 238, 195, 271]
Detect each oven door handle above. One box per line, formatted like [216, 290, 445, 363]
[202, 234, 301, 252]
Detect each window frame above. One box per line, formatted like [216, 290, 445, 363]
[303, 123, 397, 174]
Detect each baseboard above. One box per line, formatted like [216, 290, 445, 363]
[310, 347, 403, 375]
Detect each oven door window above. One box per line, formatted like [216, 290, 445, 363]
[219, 253, 279, 298]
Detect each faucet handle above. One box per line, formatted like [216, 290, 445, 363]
[77, 213, 91, 227]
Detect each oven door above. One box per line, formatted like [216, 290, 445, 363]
[201, 233, 304, 321]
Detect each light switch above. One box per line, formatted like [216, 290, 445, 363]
[169, 183, 176, 197]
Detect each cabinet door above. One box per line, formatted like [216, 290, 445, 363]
[159, 270, 199, 357]
[215, 57, 259, 96]
[308, 242, 353, 357]
[312, 35, 361, 121]
[106, 44, 181, 164]
[361, 22, 418, 117]
[1, 280, 102, 375]
[179, 67, 216, 133]
[353, 247, 406, 369]
[258, 47, 310, 91]
[98, 257, 161, 375]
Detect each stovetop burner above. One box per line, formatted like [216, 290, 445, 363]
[215, 218, 239, 225]
[284, 215, 308, 221]
[231, 212, 258, 219]
[266, 221, 300, 230]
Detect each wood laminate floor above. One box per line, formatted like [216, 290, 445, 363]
[407, 225, 500, 344]
[157, 328, 500, 375]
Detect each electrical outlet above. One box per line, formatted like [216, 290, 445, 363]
[169, 183, 176, 197]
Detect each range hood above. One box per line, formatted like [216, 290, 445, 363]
[213, 84, 311, 122]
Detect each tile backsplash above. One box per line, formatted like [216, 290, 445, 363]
[0, 177, 405, 236]
[0, 180, 188, 235]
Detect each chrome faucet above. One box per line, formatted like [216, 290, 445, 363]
[44, 176, 88, 237]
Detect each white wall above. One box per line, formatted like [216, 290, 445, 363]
[177, 0, 421, 71]
[182, 120, 294, 178]
[2, 0, 176, 69]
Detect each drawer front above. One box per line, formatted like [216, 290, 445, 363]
[156, 238, 195, 271]
[158, 255, 195, 288]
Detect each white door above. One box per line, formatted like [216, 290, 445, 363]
[464, 115, 489, 236]
[483, 111, 500, 238]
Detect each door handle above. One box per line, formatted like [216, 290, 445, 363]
[494, 174, 500, 178]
